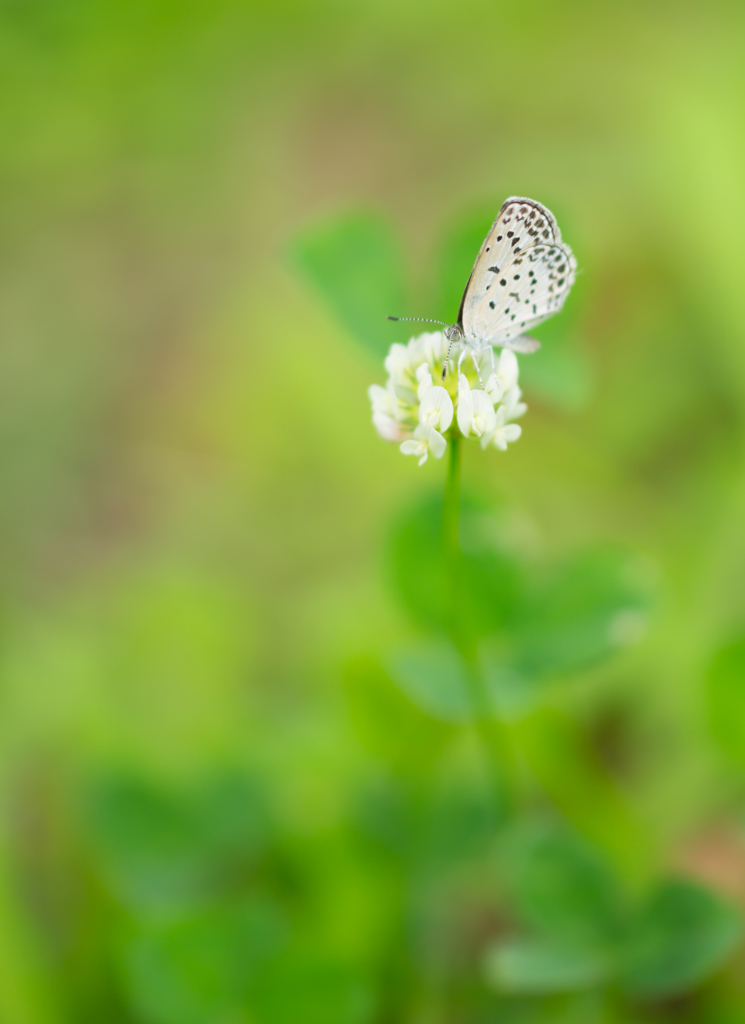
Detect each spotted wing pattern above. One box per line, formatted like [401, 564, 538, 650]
[458, 197, 576, 349]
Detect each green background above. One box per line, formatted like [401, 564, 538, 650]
[2, 1, 745, 1021]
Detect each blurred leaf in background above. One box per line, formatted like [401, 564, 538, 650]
[388, 641, 471, 724]
[293, 212, 411, 359]
[487, 824, 741, 1002]
[123, 898, 286, 1024]
[385, 491, 652, 723]
[88, 771, 271, 913]
[386, 493, 521, 639]
[621, 880, 742, 1000]
[509, 546, 651, 680]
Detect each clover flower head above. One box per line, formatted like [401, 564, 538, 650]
[368, 331, 529, 466]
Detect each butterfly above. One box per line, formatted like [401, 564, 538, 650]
[389, 196, 576, 373]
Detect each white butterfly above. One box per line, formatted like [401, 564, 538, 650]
[390, 196, 576, 369]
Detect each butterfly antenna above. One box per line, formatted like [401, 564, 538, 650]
[386, 316, 451, 327]
[386, 317, 461, 381]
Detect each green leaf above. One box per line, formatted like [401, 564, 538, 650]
[513, 709, 652, 880]
[479, 638, 542, 720]
[503, 823, 623, 948]
[123, 899, 286, 1024]
[484, 939, 611, 994]
[341, 655, 454, 772]
[88, 772, 270, 912]
[706, 637, 745, 768]
[511, 547, 651, 678]
[293, 211, 409, 359]
[387, 641, 471, 723]
[386, 493, 449, 633]
[351, 774, 412, 855]
[387, 493, 521, 637]
[251, 956, 373, 1024]
[389, 499, 651, 692]
[422, 781, 495, 864]
[622, 880, 742, 999]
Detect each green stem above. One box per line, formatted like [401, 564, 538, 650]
[443, 436, 462, 621]
[443, 436, 516, 820]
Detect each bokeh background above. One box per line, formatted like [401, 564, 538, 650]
[4, 1, 745, 1021]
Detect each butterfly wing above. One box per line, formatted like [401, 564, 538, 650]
[458, 197, 576, 349]
[500, 334, 541, 354]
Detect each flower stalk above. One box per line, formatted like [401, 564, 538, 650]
[442, 435, 517, 821]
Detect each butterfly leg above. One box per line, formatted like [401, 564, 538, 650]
[487, 346, 502, 400]
[457, 346, 467, 377]
[471, 351, 484, 388]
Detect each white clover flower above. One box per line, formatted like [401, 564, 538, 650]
[457, 375, 496, 439]
[482, 406, 522, 451]
[400, 424, 447, 466]
[384, 343, 411, 383]
[486, 348, 519, 402]
[419, 385, 453, 432]
[501, 384, 528, 421]
[372, 411, 404, 441]
[369, 332, 529, 467]
[399, 384, 453, 465]
[497, 348, 520, 390]
[416, 363, 434, 400]
[418, 330, 448, 368]
[368, 382, 403, 441]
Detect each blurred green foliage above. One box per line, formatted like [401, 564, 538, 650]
[294, 213, 411, 359]
[487, 826, 742, 999]
[706, 639, 745, 769]
[3, 1, 745, 1022]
